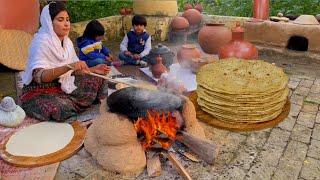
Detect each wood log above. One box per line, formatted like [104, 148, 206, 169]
[176, 131, 218, 164]
[147, 152, 162, 177]
[167, 152, 192, 180]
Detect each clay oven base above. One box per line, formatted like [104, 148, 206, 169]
[244, 21, 320, 52]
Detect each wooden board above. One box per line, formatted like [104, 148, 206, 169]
[0, 121, 87, 167]
[189, 92, 291, 132]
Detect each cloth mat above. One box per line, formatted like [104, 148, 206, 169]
[0, 117, 60, 180]
[139, 63, 197, 92]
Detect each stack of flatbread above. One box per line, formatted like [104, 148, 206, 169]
[196, 58, 289, 123]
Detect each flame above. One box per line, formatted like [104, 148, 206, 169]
[134, 110, 179, 150]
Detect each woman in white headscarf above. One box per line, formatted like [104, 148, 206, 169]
[21, 2, 110, 122]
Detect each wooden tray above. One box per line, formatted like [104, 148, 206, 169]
[0, 121, 87, 167]
[189, 92, 291, 132]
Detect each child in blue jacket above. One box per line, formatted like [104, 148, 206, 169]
[119, 15, 151, 67]
[77, 20, 122, 67]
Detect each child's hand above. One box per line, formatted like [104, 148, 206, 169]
[133, 54, 141, 60]
[124, 51, 132, 56]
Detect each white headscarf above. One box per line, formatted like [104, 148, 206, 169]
[22, 4, 78, 94]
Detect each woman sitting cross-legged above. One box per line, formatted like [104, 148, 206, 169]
[21, 2, 109, 122]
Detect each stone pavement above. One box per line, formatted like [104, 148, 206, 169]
[54, 52, 320, 179]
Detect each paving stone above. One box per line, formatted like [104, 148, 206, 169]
[54, 165, 83, 180]
[60, 154, 97, 177]
[288, 80, 300, 90]
[289, 89, 293, 98]
[294, 86, 311, 96]
[299, 79, 314, 88]
[246, 131, 269, 148]
[220, 133, 247, 153]
[229, 146, 258, 170]
[272, 141, 308, 180]
[289, 103, 302, 117]
[300, 157, 320, 180]
[277, 116, 297, 131]
[218, 166, 246, 180]
[316, 112, 320, 124]
[296, 112, 316, 128]
[305, 93, 320, 104]
[301, 102, 319, 115]
[214, 152, 234, 168]
[291, 94, 304, 106]
[310, 84, 320, 93]
[307, 139, 320, 160]
[264, 128, 290, 149]
[289, 75, 302, 82]
[312, 124, 320, 140]
[291, 124, 312, 144]
[245, 163, 276, 180]
[313, 78, 320, 85]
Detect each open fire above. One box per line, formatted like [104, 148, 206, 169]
[134, 110, 179, 150]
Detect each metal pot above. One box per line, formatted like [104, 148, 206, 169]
[147, 43, 175, 68]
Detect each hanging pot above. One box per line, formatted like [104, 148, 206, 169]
[147, 43, 175, 68]
[219, 22, 258, 60]
[177, 44, 201, 68]
[151, 56, 167, 79]
[198, 23, 232, 54]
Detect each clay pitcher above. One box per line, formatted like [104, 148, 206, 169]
[182, 9, 202, 26]
[253, 0, 269, 20]
[198, 23, 232, 54]
[171, 16, 190, 30]
[151, 56, 167, 79]
[177, 44, 201, 68]
[219, 22, 258, 60]
[0, 0, 40, 34]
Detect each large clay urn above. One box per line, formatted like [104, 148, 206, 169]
[177, 44, 201, 68]
[182, 9, 202, 26]
[253, 0, 269, 20]
[219, 22, 258, 60]
[171, 16, 189, 30]
[151, 56, 167, 79]
[198, 23, 232, 54]
[0, 0, 40, 34]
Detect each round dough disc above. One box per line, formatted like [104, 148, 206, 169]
[6, 122, 74, 157]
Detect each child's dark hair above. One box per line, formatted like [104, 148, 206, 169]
[82, 20, 105, 39]
[132, 15, 147, 27]
[49, 1, 68, 21]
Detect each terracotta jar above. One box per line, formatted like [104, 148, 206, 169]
[182, 9, 202, 26]
[171, 16, 189, 30]
[198, 23, 232, 54]
[119, 7, 126, 15]
[218, 22, 258, 60]
[177, 44, 201, 68]
[125, 8, 133, 15]
[253, 0, 269, 20]
[0, 0, 40, 34]
[184, 3, 193, 11]
[195, 3, 203, 13]
[151, 56, 167, 79]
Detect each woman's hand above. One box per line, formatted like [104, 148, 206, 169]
[91, 64, 110, 75]
[69, 61, 90, 74]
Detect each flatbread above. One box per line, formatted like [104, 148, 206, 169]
[6, 122, 74, 157]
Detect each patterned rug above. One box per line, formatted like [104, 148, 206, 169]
[0, 117, 60, 180]
[14, 66, 122, 122]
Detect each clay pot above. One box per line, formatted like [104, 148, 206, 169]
[0, 0, 40, 34]
[253, 0, 269, 20]
[219, 22, 258, 60]
[148, 43, 175, 68]
[171, 16, 190, 30]
[177, 44, 201, 68]
[184, 3, 193, 11]
[194, 3, 203, 13]
[125, 8, 133, 15]
[182, 9, 202, 26]
[151, 56, 167, 78]
[198, 23, 232, 54]
[119, 7, 126, 15]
